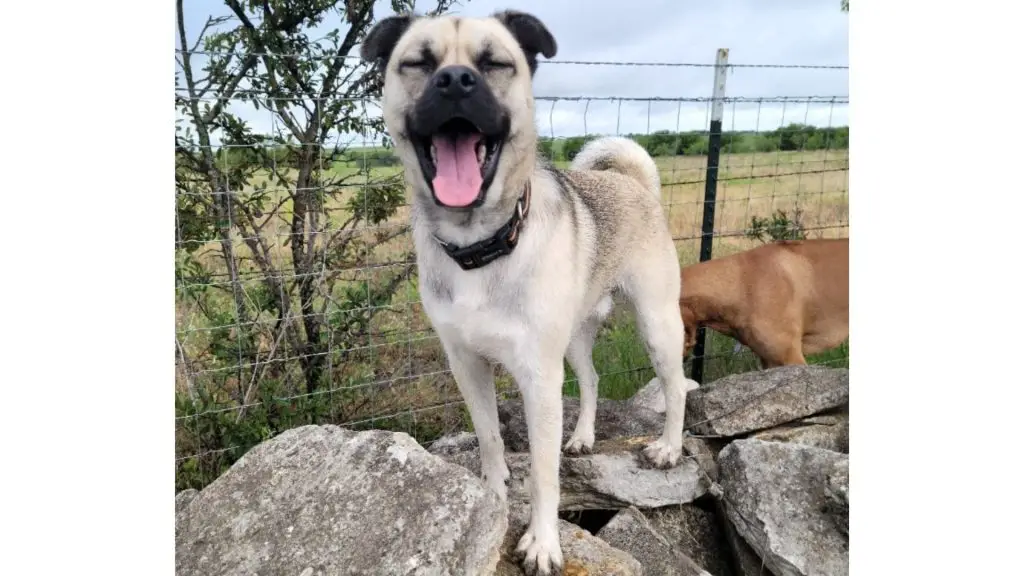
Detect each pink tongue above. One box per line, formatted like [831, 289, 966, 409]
[432, 133, 483, 207]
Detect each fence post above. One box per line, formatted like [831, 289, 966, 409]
[691, 48, 729, 385]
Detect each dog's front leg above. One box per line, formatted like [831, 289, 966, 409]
[441, 340, 510, 503]
[510, 352, 565, 575]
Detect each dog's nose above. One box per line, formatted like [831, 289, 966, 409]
[433, 65, 478, 99]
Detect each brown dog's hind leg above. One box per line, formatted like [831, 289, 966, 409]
[745, 321, 807, 369]
[759, 348, 807, 369]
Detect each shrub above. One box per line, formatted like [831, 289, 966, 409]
[745, 208, 807, 243]
[537, 138, 556, 161]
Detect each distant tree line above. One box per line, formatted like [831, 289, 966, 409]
[542, 124, 849, 163]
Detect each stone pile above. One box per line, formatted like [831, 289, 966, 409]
[176, 365, 849, 576]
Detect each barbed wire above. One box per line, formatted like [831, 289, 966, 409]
[535, 95, 848, 104]
[545, 60, 848, 70]
[176, 49, 847, 70]
[175, 91, 848, 105]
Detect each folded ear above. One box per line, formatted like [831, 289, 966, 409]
[493, 10, 557, 74]
[360, 14, 415, 67]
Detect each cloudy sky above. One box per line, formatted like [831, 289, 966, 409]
[177, 0, 848, 145]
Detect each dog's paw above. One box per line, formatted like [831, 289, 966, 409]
[685, 378, 700, 392]
[516, 525, 563, 575]
[562, 433, 594, 456]
[481, 460, 511, 503]
[642, 437, 682, 469]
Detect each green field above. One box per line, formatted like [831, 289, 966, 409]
[175, 147, 849, 490]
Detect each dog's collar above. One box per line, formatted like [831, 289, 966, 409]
[432, 181, 532, 271]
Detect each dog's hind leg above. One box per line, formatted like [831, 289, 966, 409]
[746, 320, 808, 368]
[623, 266, 690, 468]
[441, 340, 510, 502]
[563, 313, 603, 455]
[759, 346, 807, 369]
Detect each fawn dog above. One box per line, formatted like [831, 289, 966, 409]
[362, 11, 692, 573]
[681, 238, 849, 367]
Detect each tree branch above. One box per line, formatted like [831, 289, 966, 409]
[225, 0, 317, 100]
[177, 0, 254, 390]
[318, 1, 375, 102]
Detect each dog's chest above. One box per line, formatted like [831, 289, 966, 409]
[421, 270, 528, 356]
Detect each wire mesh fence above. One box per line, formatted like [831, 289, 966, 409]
[175, 50, 849, 490]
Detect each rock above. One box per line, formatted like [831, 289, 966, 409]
[750, 411, 849, 454]
[644, 504, 734, 576]
[433, 436, 707, 510]
[498, 398, 664, 452]
[557, 520, 644, 576]
[497, 519, 642, 576]
[718, 439, 848, 576]
[428, 430, 479, 456]
[561, 438, 707, 509]
[683, 435, 723, 483]
[717, 502, 771, 576]
[176, 425, 507, 576]
[628, 377, 668, 413]
[428, 434, 533, 509]
[686, 366, 849, 437]
[175, 489, 198, 517]
[824, 458, 849, 535]
[598, 506, 711, 576]
[175, 489, 198, 538]
[627, 377, 701, 415]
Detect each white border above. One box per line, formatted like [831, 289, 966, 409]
[2, 0, 173, 573]
[852, 1, 1022, 573]
[1, 0, 1021, 573]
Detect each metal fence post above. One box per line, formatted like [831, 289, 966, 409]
[691, 48, 729, 385]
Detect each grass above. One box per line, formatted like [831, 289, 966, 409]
[562, 308, 850, 403]
[176, 147, 849, 471]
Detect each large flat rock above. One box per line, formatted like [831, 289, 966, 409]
[176, 425, 507, 576]
[686, 366, 849, 437]
[750, 411, 849, 454]
[498, 398, 665, 452]
[432, 435, 707, 510]
[718, 439, 848, 576]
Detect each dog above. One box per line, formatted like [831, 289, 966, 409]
[681, 238, 849, 368]
[361, 10, 693, 575]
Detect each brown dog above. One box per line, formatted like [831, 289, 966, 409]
[680, 238, 849, 367]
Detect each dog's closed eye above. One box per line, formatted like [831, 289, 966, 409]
[399, 59, 434, 72]
[399, 48, 438, 73]
[475, 48, 515, 73]
[479, 58, 515, 73]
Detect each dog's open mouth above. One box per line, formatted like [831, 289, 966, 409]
[414, 117, 504, 208]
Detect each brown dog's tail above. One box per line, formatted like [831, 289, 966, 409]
[570, 136, 661, 200]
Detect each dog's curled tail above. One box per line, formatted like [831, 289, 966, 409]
[570, 136, 662, 200]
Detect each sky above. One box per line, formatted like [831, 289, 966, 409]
[176, 0, 849, 146]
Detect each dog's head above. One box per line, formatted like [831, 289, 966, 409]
[361, 11, 556, 210]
